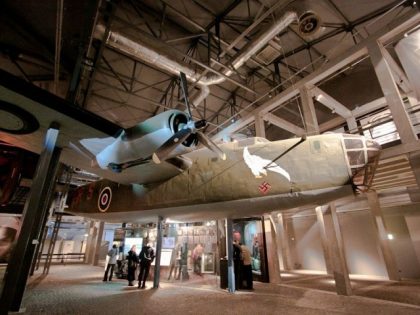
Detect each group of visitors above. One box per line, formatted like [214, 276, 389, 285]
[103, 242, 155, 289]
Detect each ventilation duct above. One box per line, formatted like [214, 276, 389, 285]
[93, 11, 298, 105]
[93, 2, 320, 106]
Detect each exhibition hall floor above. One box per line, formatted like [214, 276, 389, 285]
[12, 264, 420, 314]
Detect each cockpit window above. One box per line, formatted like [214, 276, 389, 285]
[347, 150, 365, 166]
[344, 138, 363, 149]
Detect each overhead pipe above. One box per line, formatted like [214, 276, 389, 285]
[93, 4, 319, 106]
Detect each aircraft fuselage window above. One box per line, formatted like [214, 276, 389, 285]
[344, 138, 364, 149]
[346, 150, 365, 167]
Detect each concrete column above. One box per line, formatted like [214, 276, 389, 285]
[225, 218, 235, 293]
[300, 86, 319, 135]
[276, 213, 292, 270]
[255, 113, 266, 138]
[366, 191, 400, 281]
[85, 221, 97, 265]
[93, 221, 105, 266]
[265, 216, 281, 284]
[153, 216, 163, 289]
[322, 203, 352, 295]
[315, 206, 333, 274]
[368, 41, 417, 144]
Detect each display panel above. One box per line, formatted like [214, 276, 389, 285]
[123, 237, 143, 255]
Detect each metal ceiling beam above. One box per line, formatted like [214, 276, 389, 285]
[81, 0, 118, 107]
[67, 0, 102, 103]
[211, 10, 420, 140]
[274, 0, 408, 63]
[1, 4, 71, 72]
[310, 86, 353, 118]
[54, 0, 64, 95]
[265, 113, 306, 136]
[381, 46, 412, 93]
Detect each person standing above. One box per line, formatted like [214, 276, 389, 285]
[103, 244, 118, 282]
[127, 245, 138, 286]
[233, 240, 242, 289]
[192, 243, 203, 276]
[240, 244, 253, 290]
[138, 243, 155, 289]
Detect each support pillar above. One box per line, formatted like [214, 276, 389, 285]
[366, 191, 400, 280]
[300, 86, 319, 135]
[408, 151, 420, 199]
[368, 41, 417, 144]
[225, 218, 235, 293]
[316, 206, 333, 274]
[266, 216, 281, 283]
[277, 213, 292, 270]
[93, 221, 105, 266]
[322, 203, 352, 295]
[153, 216, 163, 289]
[85, 221, 96, 264]
[0, 124, 61, 314]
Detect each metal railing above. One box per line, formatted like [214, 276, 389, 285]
[38, 253, 85, 265]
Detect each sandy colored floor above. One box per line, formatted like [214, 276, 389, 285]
[5, 264, 418, 315]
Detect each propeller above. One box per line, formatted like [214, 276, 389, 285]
[152, 72, 226, 164]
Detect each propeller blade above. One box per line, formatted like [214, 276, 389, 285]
[196, 131, 226, 161]
[152, 128, 192, 164]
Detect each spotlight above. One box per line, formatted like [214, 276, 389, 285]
[387, 233, 394, 240]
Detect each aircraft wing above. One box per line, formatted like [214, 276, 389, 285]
[0, 69, 189, 185]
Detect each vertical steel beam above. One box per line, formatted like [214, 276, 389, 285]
[153, 216, 163, 288]
[43, 213, 63, 275]
[323, 203, 352, 295]
[368, 41, 417, 144]
[255, 113, 266, 138]
[54, 0, 64, 95]
[93, 221, 105, 266]
[366, 191, 400, 280]
[277, 213, 292, 271]
[85, 221, 96, 264]
[266, 216, 281, 283]
[225, 218, 235, 293]
[316, 206, 333, 274]
[300, 86, 319, 135]
[0, 124, 61, 314]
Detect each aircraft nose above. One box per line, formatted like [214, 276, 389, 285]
[343, 135, 381, 192]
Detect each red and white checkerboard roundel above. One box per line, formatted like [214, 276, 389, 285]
[98, 186, 112, 212]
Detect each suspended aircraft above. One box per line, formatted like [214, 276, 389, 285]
[0, 69, 381, 223]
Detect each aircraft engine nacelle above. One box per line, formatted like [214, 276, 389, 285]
[92, 110, 197, 171]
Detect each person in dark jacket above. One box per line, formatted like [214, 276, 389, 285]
[127, 245, 138, 286]
[138, 243, 155, 289]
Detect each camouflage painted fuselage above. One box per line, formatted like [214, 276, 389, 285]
[69, 133, 369, 222]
